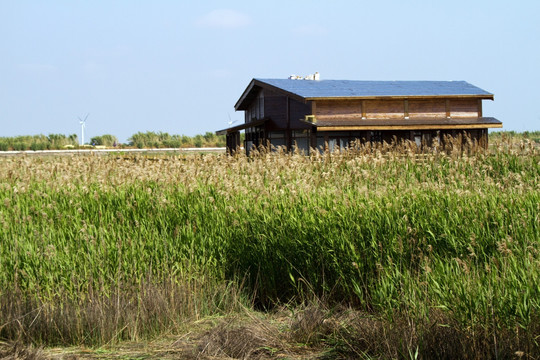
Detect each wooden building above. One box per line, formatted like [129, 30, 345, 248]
[216, 78, 502, 154]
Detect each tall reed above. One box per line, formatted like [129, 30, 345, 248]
[0, 138, 538, 354]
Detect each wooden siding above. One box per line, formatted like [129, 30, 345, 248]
[364, 100, 404, 119]
[315, 99, 405, 120]
[315, 100, 363, 118]
[263, 89, 287, 130]
[313, 98, 484, 124]
[408, 99, 446, 119]
[450, 99, 479, 118]
[289, 98, 311, 129]
[246, 91, 491, 137]
[261, 89, 310, 131]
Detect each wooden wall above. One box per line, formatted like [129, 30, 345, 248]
[450, 99, 479, 118]
[262, 89, 287, 130]
[408, 99, 446, 119]
[249, 90, 482, 134]
[316, 100, 363, 118]
[365, 100, 404, 119]
[313, 98, 480, 121]
[262, 89, 310, 131]
[289, 98, 311, 129]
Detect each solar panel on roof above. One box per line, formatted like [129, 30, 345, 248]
[255, 79, 492, 98]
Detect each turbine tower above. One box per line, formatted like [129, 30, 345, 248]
[78, 114, 89, 145]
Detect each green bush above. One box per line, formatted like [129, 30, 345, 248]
[127, 131, 226, 148]
[0, 134, 78, 151]
[30, 142, 46, 151]
[90, 134, 118, 147]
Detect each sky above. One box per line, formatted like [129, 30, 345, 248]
[1, 1, 539, 143]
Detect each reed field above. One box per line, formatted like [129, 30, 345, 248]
[0, 137, 538, 358]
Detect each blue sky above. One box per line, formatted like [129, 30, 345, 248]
[1, 1, 539, 143]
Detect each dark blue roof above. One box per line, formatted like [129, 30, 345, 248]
[255, 79, 493, 98]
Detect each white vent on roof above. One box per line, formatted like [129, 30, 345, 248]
[288, 72, 320, 80]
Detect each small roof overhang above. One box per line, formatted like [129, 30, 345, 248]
[301, 117, 502, 131]
[216, 119, 267, 135]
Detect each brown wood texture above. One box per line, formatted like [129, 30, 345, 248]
[364, 100, 404, 119]
[260, 90, 310, 131]
[361, 100, 366, 118]
[404, 100, 409, 118]
[263, 89, 287, 130]
[315, 99, 405, 120]
[409, 99, 446, 119]
[315, 99, 363, 118]
[289, 97, 311, 129]
[451, 99, 479, 118]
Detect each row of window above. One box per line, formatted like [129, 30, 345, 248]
[251, 130, 441, 153]
[241, 129, 486, 154]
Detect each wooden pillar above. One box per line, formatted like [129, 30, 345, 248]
[481, 128, 488, 149]
[309, 101, 317, 153]
[478, 99, 483, 117]
[361, 100, 366, 119]
[286, 96, 291, 151]
[310, 126, 317, 153]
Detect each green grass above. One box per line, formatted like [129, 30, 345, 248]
[0, 138, 538, 357]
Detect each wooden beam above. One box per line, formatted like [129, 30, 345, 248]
[317, 123, 503, 131]
[446, 99, 451, 118]
[404, 99, 409, 119]
[361, 100, 366, 119]
[478, 99, 483, 117]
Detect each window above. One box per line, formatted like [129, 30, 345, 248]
[370, 131, 382, 143]
[328, 138, 337, 152]
[316, 137, 326, 153]
[292, 132, 309, 154]
[268, 131, 286, 151]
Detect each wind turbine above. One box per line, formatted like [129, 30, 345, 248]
[228, 113, 239, 126]
[78, 114, 89, 145]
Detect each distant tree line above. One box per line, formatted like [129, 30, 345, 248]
[489, 130, 540, 143]
[127, 131, 230, 148]
[0, 134, 78, 151]
[0, 131, 245, 151]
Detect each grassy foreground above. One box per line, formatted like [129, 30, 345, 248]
[0, 138, 538, 358]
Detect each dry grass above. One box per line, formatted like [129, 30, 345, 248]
[6, 300, 539, 359]
[0, 342, 46, 360]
